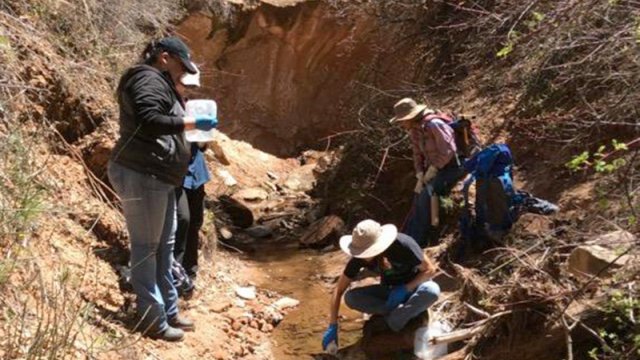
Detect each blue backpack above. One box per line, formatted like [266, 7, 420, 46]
[460, 144, 520, 245]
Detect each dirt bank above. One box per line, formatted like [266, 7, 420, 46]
[2, 0, 639, 359]
[178, 1, 424, 156]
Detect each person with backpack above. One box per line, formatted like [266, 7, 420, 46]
[321, 219, 440, 352]
[390, 98, 469, 247]
[173, 66, 210, 297]
[108, 37, 216, 341]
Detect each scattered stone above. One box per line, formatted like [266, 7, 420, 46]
[235, 187, 269, 202]
[568, 245, 634, 277]
[231, 320, 243, 331]
[226, 307, 247, 320]
[210, 301, 232, 313]
[244, 225, 273, 238]
[213, 350, 228, 360]
[299, 215, 345, 248]
[263, 181, 278, 192]
[260, 323, 274, 333]
[514, 213, 554, 237]
[262, 306, 284, 325]
[283, 164, 316, 192]
[211, 137, 231, 165]
[217, 169, 238, 187]
[219, 227, 233, 240]
[267, 171, 279, 180]
[590, 230, 636, 245]
[235, 286, 257, 300]
[272, 296, 300, 311]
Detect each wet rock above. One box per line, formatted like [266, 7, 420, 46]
[300, 215, 345, 248]
[244, 225, 273, 238]
[272, 296, 300, 310]
[219, 195, 254, 228]
[568, 244, 635, 277]
[235, 286, 257, 300]
[235, 187, 269, 202]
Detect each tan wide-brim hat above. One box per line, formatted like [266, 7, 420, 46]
[339, 219, 398, 258]
[389, 97, 429, 124]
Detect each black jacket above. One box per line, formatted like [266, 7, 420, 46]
[110, 65, 190, 186]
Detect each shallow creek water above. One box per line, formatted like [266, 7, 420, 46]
[246, 240, 366, 359]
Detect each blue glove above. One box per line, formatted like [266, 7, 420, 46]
[194, 115, 218, 131]
[385, 285, 411, 311]
[322, 323, 338, 350]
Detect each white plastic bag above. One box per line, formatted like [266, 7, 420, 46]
[414, 320, 452, 359]
[185, 99, 217, 142]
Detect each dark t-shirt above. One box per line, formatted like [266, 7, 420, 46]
[343, 233, 424, 286]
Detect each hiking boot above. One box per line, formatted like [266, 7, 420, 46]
[169, 315, 195, 332]
[149, 326, 184, 342]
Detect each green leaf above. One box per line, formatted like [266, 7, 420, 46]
[532, 11, 545, 23]
[497, 42, 514, 58]
[612, 139, 628, 151]
[566, 151, 590, 171]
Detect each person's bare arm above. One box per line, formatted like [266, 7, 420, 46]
[329, 274, 352, 324]
[405, 257, 438, 292]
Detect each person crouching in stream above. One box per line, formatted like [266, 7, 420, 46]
[108, 37, 216, 342]
[321, 219, 440, 352]
[390, 98, 466, 247]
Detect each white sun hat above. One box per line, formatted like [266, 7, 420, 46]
[339, 219, 398, 258]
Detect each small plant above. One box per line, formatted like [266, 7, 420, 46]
[588, 288, 640, 359]
[566, 139, 629, 173]
[0, 131, 47, 246]
[497, 31, 519, 58]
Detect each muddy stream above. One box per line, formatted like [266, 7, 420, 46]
[245, 240, 366, 359]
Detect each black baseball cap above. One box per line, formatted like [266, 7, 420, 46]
[156, 37, 198, 74]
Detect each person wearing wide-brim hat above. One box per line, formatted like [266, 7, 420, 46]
[390, 97, 466, 247]
[321, 219, 440, 352]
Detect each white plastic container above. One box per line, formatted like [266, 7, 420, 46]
[325, 341, 338, 355]
[414, 320, 451, 359]
[184, 99, 217, 142]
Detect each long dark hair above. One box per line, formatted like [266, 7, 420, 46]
[140, 39, 163, 65]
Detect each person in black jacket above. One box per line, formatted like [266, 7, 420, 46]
[108, 37, 216, 342]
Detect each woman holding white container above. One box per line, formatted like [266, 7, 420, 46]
[108, 37, 216, 342]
